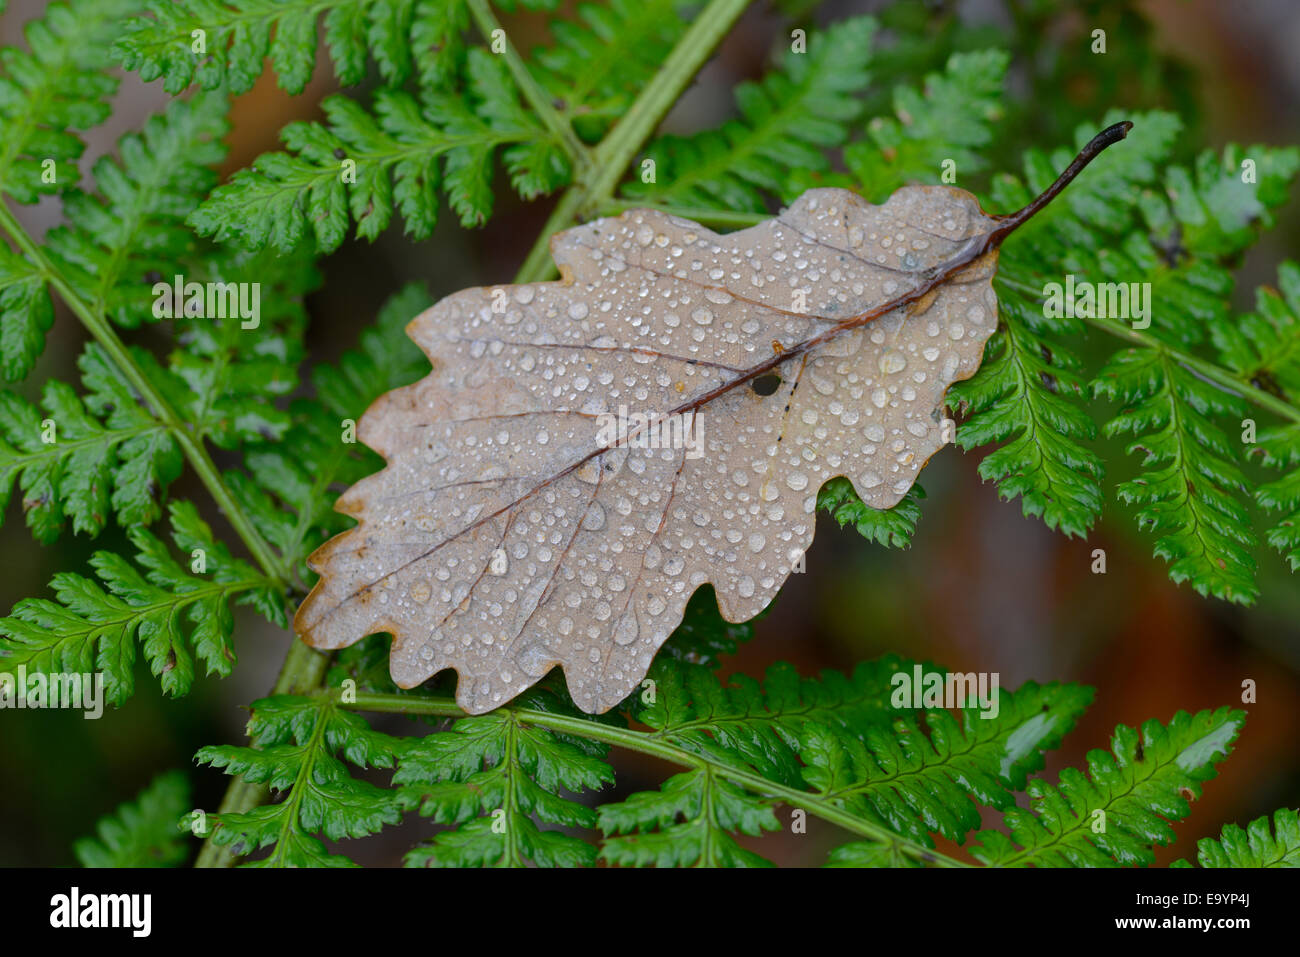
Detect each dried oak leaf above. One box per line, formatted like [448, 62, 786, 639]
[295, 125, 1131, 714]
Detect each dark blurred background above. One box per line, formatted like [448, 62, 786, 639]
[1, 0, 1297, 867]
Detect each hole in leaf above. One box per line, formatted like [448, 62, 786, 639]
[751, 373, 782, 396]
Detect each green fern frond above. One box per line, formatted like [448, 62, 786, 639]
[825, 836, 925, 868]
[74, 771, 192, 868]
[399, 711, 613, 867]
[949, 301, 1103, 537]
[1256, 450, 1300, 570]
[1111, 143, 1299, 349]
[949, 110, 1182, 539]
[621, 16, 877, 212]
[1172, 807, 1300, 868]
[635, 656, 943, 788]
[598, 769, 780, 867]
[819, 478, 924, 548]
[0, 0, 133, 203]
[122, 0, 401, 95]
[1217, 262, 1300, 569]
[198, 695, 406, 867]
[801, 679, 1092, 848]
[0, 345, 180, 542]
[1078, 141, 1299, 600]
[2, 90, 230, 381]
[0, 500, 282, 705]
[969, 707, 1243, 867]
[117, 0, 563, 95]
[1092, 348, 1258, 602]
[45, 91, 229, 332]
[0, 0, 166, 381]
[953, 112, 1299, 600]
[214, 648, 1254, 868]
[190, 51, 568, 253]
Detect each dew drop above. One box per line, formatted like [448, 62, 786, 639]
[581, 502, 607, 531]
[614, 612, 639, 646]
[879, 349, 907, 375]
[518, 644, 552, 677]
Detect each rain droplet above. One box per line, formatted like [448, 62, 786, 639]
[581, 502, 607, 531]
[879, 350, 907, 374]
[614, 612, 639, 646]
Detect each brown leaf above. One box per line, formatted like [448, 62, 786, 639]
[295, 124, 1133, 714]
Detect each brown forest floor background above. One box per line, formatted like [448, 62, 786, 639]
[0, 0, 1297, 867]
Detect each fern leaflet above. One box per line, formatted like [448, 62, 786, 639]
[74, 771, 193, 867]
[0, 500, 282, 705]
[969, 708, 1243, 866]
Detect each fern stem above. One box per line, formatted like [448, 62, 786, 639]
[513, 0, 752, 283]
[0, 202, 291, 589]
[344, 691, 970, 868]
[465, 0, 590, 175]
